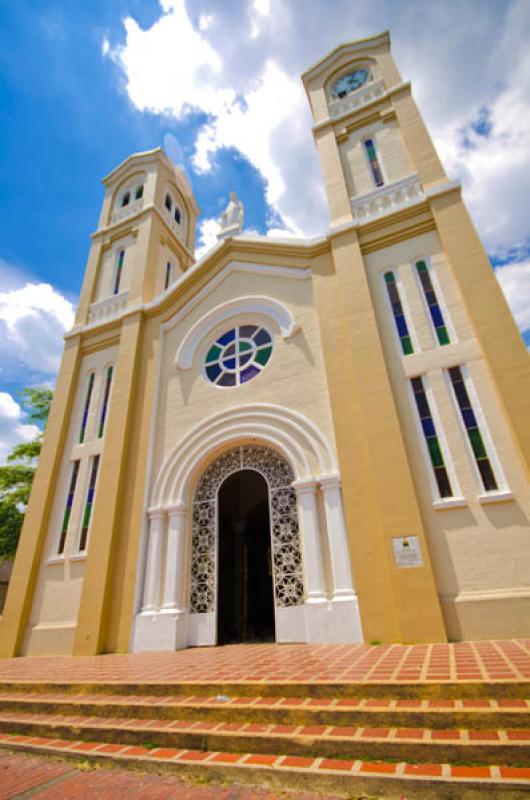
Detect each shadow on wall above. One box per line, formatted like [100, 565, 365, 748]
[0, 561, 12, 613]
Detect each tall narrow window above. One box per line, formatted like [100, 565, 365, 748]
[364, 137, 384, 187]
[79, 455, 100, 552]
[135, 184, 144, 200]
[57, 460, 80, 555]
[174, 206, 181, 224]
[384, 271, 414, 355]
[113, 249, 124, 295]
[79, 372, 95, 444]
[164, 194, 172, 211]
[164, 262, 172, 290]
[448, 366, 498, 491]
[121, 191, 130, 207]
[411, 377, 453, 498]
[98, 366, 113, 438]
[416, 260, 450, 345]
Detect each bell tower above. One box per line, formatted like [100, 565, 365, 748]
[301, 32, 530, 643]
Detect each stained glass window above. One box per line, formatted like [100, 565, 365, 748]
[79, 455, 100, 552]
[79, 372, 95, 444]
[98, 366, 113, 438]
[113, 250, 124, 295]
[448, 366, 498, 491]
[364, 138, 384, 187]
[57, 460, 80, 555]
[416, 260, 450, 345]
[165, 262, 172, 290]
[411, 377, 453, 498]
[384, 271, 414, 355]
[204, 325, 273, 387]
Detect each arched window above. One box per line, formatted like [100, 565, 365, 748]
[174, 206, 181, 224]
[164, 194, 172, 211]
[384, 271, 413, 355]
[121, 191, 130, 207]
[79, 372, 95, 443]
[135, 184, 144, 200]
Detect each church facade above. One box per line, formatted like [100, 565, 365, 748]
[1, 32, 530, 657]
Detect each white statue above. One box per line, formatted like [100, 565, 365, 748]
[217, 191, 244, 239]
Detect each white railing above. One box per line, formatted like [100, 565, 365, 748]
[110, 198, 144, 225]
[328, 79, 386, 119]
[350, 173, 424, 224]
[88, 290, 129, 325]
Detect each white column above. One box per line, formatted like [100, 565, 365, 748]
[162, 504, 187, 611]
[319, 474, 357, 600]
[141, 508, 166, 612]
[293, 479, 327, 603]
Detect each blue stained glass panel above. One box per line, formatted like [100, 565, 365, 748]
[239, 352, 253, 366]
[421, 417, 436, 438]
[217, 329, 235, 346]
[254, 329, 271, 346]
[430, 305, 444, 328]
[462, 407, 477, 428]
[395, 315, 408, 337]
[223, 358, 236, 370]
[206, 364, 221, 381]
[240, 365, 260, 383]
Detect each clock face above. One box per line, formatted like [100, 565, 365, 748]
[331, 68, 370, 99]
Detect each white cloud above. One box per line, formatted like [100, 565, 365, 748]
[107, 0, 530, 253]
[0, 392, 40, 465]
[195, 217, 221, 259]
[0, 267, 75, 379]
[495, 259, 530, 335]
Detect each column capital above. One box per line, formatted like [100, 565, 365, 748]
[167, 503, 187, 518]
[147, 506, 166, 521]
[292, 477, 318, 495]
[319, 473, 341, 491]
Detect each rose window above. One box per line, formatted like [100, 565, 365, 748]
[204, 325, 273, 387]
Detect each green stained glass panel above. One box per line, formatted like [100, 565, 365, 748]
[427, 437, 444, 468]
[468, 428, 487, 459]
[205, 345, 222, 363]
[238, 340, 252, 352]
[83, 505, 92, 527]
[401, 336, 413, 355]
[437, 326, 450, 345]
[255, 346, 272, 366]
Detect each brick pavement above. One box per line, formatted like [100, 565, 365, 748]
[0, 640, 529, 685]
[0, 750, 342, 799]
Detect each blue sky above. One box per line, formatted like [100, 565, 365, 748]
[0, 0, 529, 459]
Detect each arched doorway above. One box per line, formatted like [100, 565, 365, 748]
[217, 469, 275, 643]
[189, 445, 305, 643]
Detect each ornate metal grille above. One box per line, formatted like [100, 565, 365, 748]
[190, 445, 304, 613]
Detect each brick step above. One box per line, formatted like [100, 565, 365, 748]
[1, 679, 528, 699]
[0, 711, 529, 767]
[1, 731, 529, 799]
[0, 691, 527, 729]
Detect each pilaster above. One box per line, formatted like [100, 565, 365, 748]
[73, 311, 143, 655]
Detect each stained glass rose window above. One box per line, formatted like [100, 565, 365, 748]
[204, 325, 273, 387]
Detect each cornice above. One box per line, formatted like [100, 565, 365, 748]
[313, 81, 411, 137]
[302, 31, 390, 82]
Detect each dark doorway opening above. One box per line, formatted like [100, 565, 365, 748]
[217, 469, 275, 644]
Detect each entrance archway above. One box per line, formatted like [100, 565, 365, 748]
[217, 469, 275, 643]
[189, 445, 305, 640]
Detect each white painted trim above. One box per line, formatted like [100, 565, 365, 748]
[412, 256, 457, 347]
[406, 373, 462, 503]
[432, 496, 467, 510]
[380, 267, 420, 358]
[444, 364, 510, 496]
[46, 556, 65, 566]
[175, 296, 298, 370]
[150, 403, 337, 507]
[478, 490, 514, 505]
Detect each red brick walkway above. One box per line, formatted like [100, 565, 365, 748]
[0, 750, 340, 799]
[1, 641, 529, 684]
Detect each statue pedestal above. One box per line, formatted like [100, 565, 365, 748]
[217, 222, 242, 241]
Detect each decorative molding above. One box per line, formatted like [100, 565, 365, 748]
[174, 296, 299, 370]
[350, 173, 424, 224]
[328, 78, 386, 120]
[151, 403, 337, 507]
[302, 31, 390, 81]
[87, 290, 129, 325]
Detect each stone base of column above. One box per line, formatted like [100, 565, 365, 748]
[304, 595, 363, 643]
[131, 609, 189, 652]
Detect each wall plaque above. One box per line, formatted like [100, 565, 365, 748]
[392, 536, 423, 568]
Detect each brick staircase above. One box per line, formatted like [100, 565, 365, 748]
[0, 678, 528, 797]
